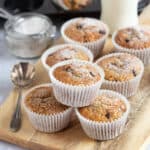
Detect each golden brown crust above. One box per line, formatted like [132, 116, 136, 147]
[46, 46, 89, 67]
[53, 63, 101, 85]
[97, 54, 141, 82]
[115, 27, 150, 49]
[65, 18, 106, 43]
[63, 0, 91, 10]
[25, 87, 68, 115]
[79, 94, 126, 122]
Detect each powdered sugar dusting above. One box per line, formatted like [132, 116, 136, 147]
[59, 48, 76, 58]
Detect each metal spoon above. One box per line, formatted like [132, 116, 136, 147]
[10, 62, 35, 132]
[0, 8, 14, 20]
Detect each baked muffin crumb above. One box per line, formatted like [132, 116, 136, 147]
[115, 27, 150, 49]
[53, 63, 101, 86]
[97, 54, 141, 82]
[46, 46, 90, 67]
[79, 94, 126, 122]
[25, 87, 68, 115]
[63, 0, 91, 10]
[65, 18, 106, 43]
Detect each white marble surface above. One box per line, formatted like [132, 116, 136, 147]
[0, 29, 35, 150]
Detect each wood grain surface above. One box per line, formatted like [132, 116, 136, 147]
[0, 5, 150, 150]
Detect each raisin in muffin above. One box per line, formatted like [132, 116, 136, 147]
[23, 84, 72, 132]
[61, 18, 109, 58]
[49, 60, 104, 107]
[96, 53, 144, 97]
[112, 26, 150, 65]
[76, 90, 130, 140]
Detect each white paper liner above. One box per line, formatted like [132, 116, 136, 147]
[41, 43, 94, 72]
[49, 59, 105, 107]
[112, 26, 150, 65]
[96, 53, 144, 97]
[61, 18, 109, 58]
[75, 90, 130, 140]
[22, 83, 73, 133]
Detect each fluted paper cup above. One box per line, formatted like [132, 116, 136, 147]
[41, 43, 94, 72]
[96, 53, 144, 97]
[49, 60, 105, 107]
[61, 17, 109, 58]
[112, 26, 150, 65]
[76, 90, 130, 140]
[23, 83, 73, 133]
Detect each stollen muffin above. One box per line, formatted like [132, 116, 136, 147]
[61, 17, 109, 58]
[96, 53, 144, 97]
[112, 26, 150, 65]
[23, 84, 73, 133]
[76, 90, 130, 140]
[41, 44, 93, 71]
[49, 59, 105, 107]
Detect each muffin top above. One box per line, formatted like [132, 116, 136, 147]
[46, 46, 90, 67]
[25, 86, 68, 115]
[97, 54, 141, 82]
[115, 27, 150, 49]
[53, 63, 101, 86]
[64, 18, 106, 43]
[79, 94, 126, 122]
[63, 0, 91, 10]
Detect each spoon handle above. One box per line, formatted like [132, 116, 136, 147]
[0, 8, 14, 20]
[10, 89, 22, 132]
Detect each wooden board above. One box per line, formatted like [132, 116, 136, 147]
[0, 5, 150, 150]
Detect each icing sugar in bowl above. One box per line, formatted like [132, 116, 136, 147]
[4, 12, 56, 58]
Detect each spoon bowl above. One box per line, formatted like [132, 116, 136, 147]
[11, 62, 35, 88]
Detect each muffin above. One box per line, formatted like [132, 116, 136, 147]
[53, 0, 92, 10]
[64, 19, 106, 43]
[23, 84, 73, 133]
[53, 63, 101, 86]
[96, 53, 144, 97]
[76, 90, 130, 140]
[49, 59, 105, 107]
[63, 0, 92, 10]
[112, 26, 150, 65]
[61, 17, 109, 58]
[79, 94, 126, 122]
[41, 44, 93, 71]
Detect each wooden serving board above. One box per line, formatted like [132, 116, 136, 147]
[0, 5, 150, 150]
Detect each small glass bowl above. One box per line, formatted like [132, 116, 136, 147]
[4, 12, 56, 58]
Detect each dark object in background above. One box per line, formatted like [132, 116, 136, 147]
[4, 0, 43, 12]
[0, 0, 149, 18]
[138, 0, 150, 12]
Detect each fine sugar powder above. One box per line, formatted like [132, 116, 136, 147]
[14, 16, 49, 35]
